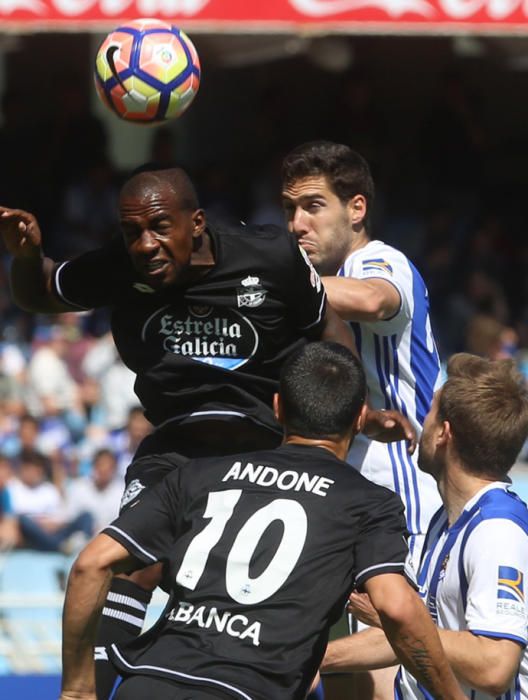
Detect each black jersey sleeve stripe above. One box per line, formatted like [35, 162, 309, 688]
[354, 561, 407, 588]
[53, 262, 92, 310]
[104, 525, 159, 564]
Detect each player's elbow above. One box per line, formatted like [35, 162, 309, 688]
[478, 667, 516, 696]
[71, 551, 103, 579]
[361, 288, 390, 321]
[374, 582, 418, 626]
[70, 543, 112, 580]
[474, 655, 519, 696]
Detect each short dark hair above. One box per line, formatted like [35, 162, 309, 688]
[120, 166, 199, 212]
[279, 342, 366, 440]
[282, 141, 375, 210]
[439, 353, 528, 479]
[18, 449, 51, 478]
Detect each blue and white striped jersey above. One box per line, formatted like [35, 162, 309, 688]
[396, 482, 528, 700]
[340, 240, 442, 544]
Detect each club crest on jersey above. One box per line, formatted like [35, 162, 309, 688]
[237, 276, 267, 308]
[120, 479, 146, 509]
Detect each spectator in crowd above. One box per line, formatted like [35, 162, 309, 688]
[81, 332, 138, 431]
[64, 448, 122, 534]
[25, 324, 79, 418]
[110, 406, 152, 478]
[0, 399, 22, 456]
[0, 454, 19, 550]
[465, 314, 518, 360]
[9, 449, 92, 553]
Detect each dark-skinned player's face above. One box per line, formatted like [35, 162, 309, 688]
[119, 182, 203, 289]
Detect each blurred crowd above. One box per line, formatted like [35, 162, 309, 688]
[0, 310, 151, 552]
[1, 61, 528, 552]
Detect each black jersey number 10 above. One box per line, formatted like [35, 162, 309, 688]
[176, 489, 307, 605]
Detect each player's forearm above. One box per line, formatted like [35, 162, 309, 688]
[438, 630, 521, 696]
[10, 256, 64, 313]
[61, 560, 113, 695]
[319, 302, 359, 358]
[322, 627, 397, 673]
[380, 600, 465, 700]
[321, 277, 392, 321]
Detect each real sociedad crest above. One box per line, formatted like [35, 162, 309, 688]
[237, 275, 267, 308]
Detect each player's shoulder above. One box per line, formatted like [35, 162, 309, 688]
[210, 218, 297, 264]
[352, 470, 406, 509]
[353, 239, 410, 267]
[476, 485, 528, 527]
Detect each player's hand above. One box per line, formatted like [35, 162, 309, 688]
[0, 207, 42, 259]
[363, 408, 417, 454]
[347, 591, 382, 628]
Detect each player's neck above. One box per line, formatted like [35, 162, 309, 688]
[192, 229, 215, 265]
[346, 227, 370, 256]
[440, 462, 497, 526]
[283, 435, 351, 461]
[182, 230, 215, 284]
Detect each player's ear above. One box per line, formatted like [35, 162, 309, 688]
[437, 420, 452, 447]
[191, 209, 206, 237]
[273, 393, 284, 424]
[355, 403, 369, 435]
[347, 194, 367, 228]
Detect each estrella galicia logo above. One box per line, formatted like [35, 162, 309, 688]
[237, 275, 267, 308]
[498, 566, 524, 603]
[142, 304, 259, 370]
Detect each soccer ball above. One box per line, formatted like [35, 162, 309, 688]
[94, 19, 201, 124]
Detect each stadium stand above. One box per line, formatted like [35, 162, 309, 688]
[0, 550, 168, 675]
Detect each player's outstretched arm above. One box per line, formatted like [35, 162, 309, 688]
[322, 276, 401, 322]
[0, 207, 72, 313]
[322, 627, 397, 674]
[438, 630, 522, 696]
[366, 573, 466, 700]
[60, 534, 138, 700]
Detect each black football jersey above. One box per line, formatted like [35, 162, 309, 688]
[52, 220, 326, 440]
[104, 443, 409, 700]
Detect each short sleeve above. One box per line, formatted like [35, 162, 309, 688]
[463, 518, 528, 646]
[354, 488, 410, 589]
[346, 246, 413, 322]
[52, 237, 131, 309]
[104, 470, 183, 566]
[285, 242, 327, 336]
